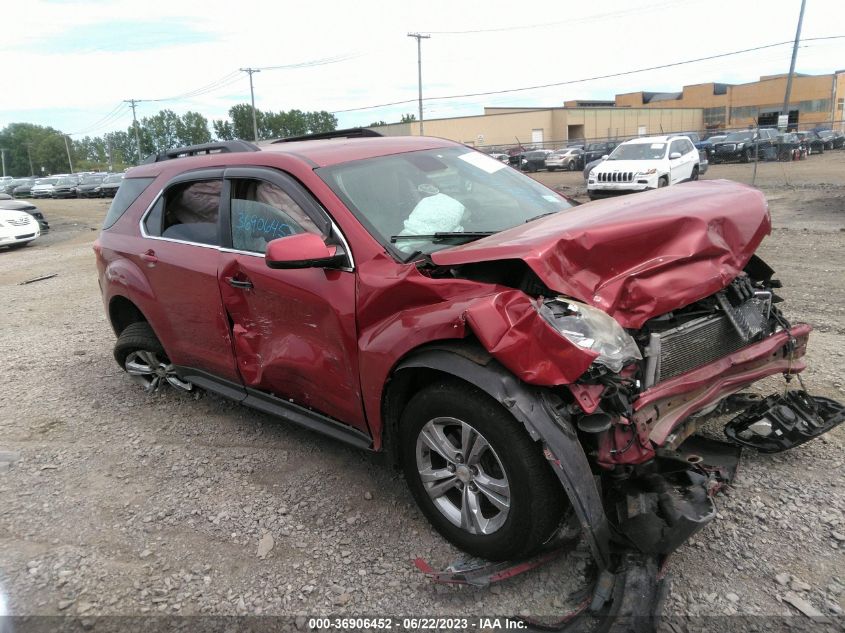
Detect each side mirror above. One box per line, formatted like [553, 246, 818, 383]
[265, 233, 345, 270]
[669, 152, 682, 160]
[601, 154, 609, 160]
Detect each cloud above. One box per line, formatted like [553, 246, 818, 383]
[32, 19, 217, 54]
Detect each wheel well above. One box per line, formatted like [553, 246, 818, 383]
[381, 341, 494, 467]
[109, 296, 147, 335]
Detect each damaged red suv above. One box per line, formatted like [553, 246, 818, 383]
[95, 132, 843, 569]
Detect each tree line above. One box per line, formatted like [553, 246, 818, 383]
[0, 104, 340, 177]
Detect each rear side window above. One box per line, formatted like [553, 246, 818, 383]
[161, 180, 222, 246]
[102, 177, 154, 229]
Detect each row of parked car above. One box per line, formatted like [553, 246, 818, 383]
[0, 172, 125, 199]
[490, 127, 845, 174]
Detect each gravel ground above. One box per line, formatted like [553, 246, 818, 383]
[0, 154, 843, 623]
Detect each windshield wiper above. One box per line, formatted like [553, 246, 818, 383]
[524, 212, 557, 223]
[390, 231, 496, 244]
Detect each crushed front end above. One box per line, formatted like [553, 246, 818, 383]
[545, 255, 844, 560]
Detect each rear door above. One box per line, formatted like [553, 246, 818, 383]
[138, 170, 241, 383]
[217, 167, 366, 432]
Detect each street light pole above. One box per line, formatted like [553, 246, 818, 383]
[0, 148, 6, 177]
[63, 135, 74, 173]
[407, 33, 430, 135]
[124, 99, 143, 163]
[240, 68, 261, 142]
[781, 0, 807, 127]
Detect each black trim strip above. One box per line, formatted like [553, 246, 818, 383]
[173, 366, 372, 450]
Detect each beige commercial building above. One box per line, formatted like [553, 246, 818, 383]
[615, 71, 845, 130]
[371, 106, 703, 148]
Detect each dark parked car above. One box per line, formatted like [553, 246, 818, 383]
[712, 129, 778, 163]
[77, 174, 108, 198]
[816, 129, 844, 150]
[582, 140, 620, 164]
[52, 175, 80, 198]
[794, 131, 825, 155]
[11, 179, 36, 198]
[100, 173, 124, 197]
[697, 135, 726, 160]
[94, 136, 843, 572]
[520, 149, 553, 172]
[0, 197, 49, 230]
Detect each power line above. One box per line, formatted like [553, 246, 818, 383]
[330, 35, 845, 114]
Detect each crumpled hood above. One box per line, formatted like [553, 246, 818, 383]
[431, 180, 771, 329]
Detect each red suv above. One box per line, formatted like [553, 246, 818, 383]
[95, 132, 842, 568]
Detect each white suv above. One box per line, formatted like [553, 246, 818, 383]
[587, 135, 700, 200]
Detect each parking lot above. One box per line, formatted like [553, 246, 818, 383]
[0, 156, 843, 621]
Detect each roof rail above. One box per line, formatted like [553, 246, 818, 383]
[271, 128, 383, 144]
[142, 140, 261, 164]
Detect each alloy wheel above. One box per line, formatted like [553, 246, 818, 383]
[124, 350, 192, 392]
[415, 417, 510, 535]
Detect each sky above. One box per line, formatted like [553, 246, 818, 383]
[1, 0, 844, 139]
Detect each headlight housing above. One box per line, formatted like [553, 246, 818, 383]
[636, 168, 657, 175]
[736, 142, 745, 148]
[539, 298, 642, 373]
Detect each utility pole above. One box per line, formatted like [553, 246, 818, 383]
[407, 33, 430, 135]
[63, 135, 74, 174]
[781, 0, 807, 127]
[124, 99, 143, 163]
[0, 148, 6, 177]
[240, 68, 261, 142]
[106, 136, 113, 172]
[25, 143, 34, 176]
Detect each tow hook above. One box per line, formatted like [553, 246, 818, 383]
[724, 389, 845, 452]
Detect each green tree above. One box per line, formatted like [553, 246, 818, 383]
[0, 122, 72, 176]
[369, 120, 387, 126]
[178, 111, 212, 146]
[141, 109, 181, 154]
[400, 113, 417, 123]
[212, 119, 234, 140]
[228, 104, 263, 140]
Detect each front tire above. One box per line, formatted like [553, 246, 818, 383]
[657, 176, 668, 188]
[400, 381, 566, 561]
[690, 166, 699, 181]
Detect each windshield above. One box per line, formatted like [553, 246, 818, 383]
[707, 136, 726, 143]
[585, 143, 606, 151]
[725, 132, 754, 142]
[318, 147, 575, 259]
[608, 143, 666, 160]
[36, 178, 58, 185]
[82, 175, 105, 184]
[57, 177, 76, 185]
[104, 174, 123, 183]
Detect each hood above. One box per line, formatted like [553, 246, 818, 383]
[430, 180, 771, 329]
[593, 159, 664, 173]
[0, 200, 36, 212]
[0, 209, 35, 222]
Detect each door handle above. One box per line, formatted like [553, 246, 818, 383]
[226, 277, 253, 289]
[139, 250, 158, 264]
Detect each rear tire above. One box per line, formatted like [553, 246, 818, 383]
[400, 381, 566, 561]
[114, 322, 192, 392]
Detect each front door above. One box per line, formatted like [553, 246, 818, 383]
[217, 168, 367, 432]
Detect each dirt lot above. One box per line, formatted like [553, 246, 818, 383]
[0, 154, 843, 624]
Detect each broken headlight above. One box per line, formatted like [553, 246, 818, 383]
[540, 298, 642, 373]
